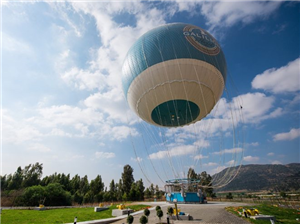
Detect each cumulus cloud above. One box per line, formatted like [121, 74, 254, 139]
[194, 154, 208, 160]
[2, 32, 33, 54]
[95, 151, 115, 159]
[204, 162, 218, 166]
[131, 157, 143, 162]
[271, 160, 282, 165]
[267, 152, 274, 156]
[201, 1, 282, 30]
[226, 160, 235, 166]
[213, 147, 243, 155]
[27, 143, 51, 152]
[232, 92, 282, 123]
[243, 155, 259, 162]
[84, 88, 137, 124]
[252, 58, 300, 93]
[273, 128, 300, 141]
[149, 145, 197, 159]
[62, 67, 108, 91]
[249, 142, 259, 147]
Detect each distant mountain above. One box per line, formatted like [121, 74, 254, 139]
[212, 163, 300, 192]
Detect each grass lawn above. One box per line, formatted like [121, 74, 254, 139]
[1, 204, 151, 224]
[226, 204, 300, 224]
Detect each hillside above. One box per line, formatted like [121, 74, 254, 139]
[212, 163, 300, 192]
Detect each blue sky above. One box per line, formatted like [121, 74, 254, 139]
[2, 1, 299, 187]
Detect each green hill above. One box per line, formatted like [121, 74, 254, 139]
[212, 163, 300, 192]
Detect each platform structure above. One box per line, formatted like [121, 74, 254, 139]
[165, 178, 207, 204]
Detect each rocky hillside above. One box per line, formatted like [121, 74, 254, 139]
[213, 163, 300, 192]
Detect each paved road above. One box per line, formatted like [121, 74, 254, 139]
[110, 202, 251, 224]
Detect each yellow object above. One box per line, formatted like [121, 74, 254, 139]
[117, 204, 126, 210]
[246, 208, 259, 216]
[173, 208, 181, 215]
[99, 203, 103, 207]
[39, 204, 44, 208]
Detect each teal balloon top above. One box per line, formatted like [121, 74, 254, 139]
[122, 23, 227, 97]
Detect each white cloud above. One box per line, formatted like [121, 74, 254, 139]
[210, 165, 227, 175]
[149, 145, 197, 160]
[201, 1, 281, 30]
[213, 147, 243, 155]
[226, 160, 235, 166]
[273, 128, 300, 141]
[204, 162, 218, 166]
[252, 58, 300, 94]
[27, 143, 51, 152]
[267, 152, 274, 156]
[194, 154, 208, 160]
[250, 142, 259, 147]
[95, 151, 115, 159]
[243, 155, 259, 162]
[271, 160, 282, 165]
[232, 92, 282, 123]
[2, 32, 32, 54]
[131, 157, 143, 162]
[62, 67, 107, 91]
[84, 89, 137, 124]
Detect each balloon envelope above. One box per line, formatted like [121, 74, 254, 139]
[122, 23, 227, 127]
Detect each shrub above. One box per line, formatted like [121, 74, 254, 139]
[45, 183, 71, 206]
[157, 209, 163, 223]
[226, 192, 233, 199]
[167, 206, 174, 215]
[127, 215, 134, 224]
[144, 208, 150, 217]
[21, 185, 46, 206]
[139, 215, 148, 224]
[156, 205, 161, 211]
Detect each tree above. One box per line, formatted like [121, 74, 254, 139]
[0, 175, 8, 190]
[136, 179, 145, 200]
[109, 179, 116, 201]
[70, 174, 81, 194]
[187, 168, 197, 179]
[90, 175, 104, 196]
[79, 175, 90, 195]
[73, 190, 83, 205]
[83, 190, 94, 204]
[144, 188, 151, 199]
[122, 165, 134, 196]
[129, 182, 137, 201]
[8, 167, 23, 190]
[226, 192, 233, 199]
[199, 171, 213, 196]
[155, 185, 161, 199]
[149, 184, 155, 198]
[22, 162, 43, 188]
[117, 179, 123, 201]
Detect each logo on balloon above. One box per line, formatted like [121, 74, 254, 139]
[183, 25, 220, 55]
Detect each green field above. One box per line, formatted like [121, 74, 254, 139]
[226, 204, 300, 224]
[1, 204, 150, 224]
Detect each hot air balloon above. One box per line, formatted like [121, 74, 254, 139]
[122, 23, 227, 127]
[122, 23, 244, 201]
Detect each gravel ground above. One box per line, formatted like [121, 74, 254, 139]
[110, 202, 251, 224]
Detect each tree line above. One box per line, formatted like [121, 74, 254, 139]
[0, 162, 164, 206]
